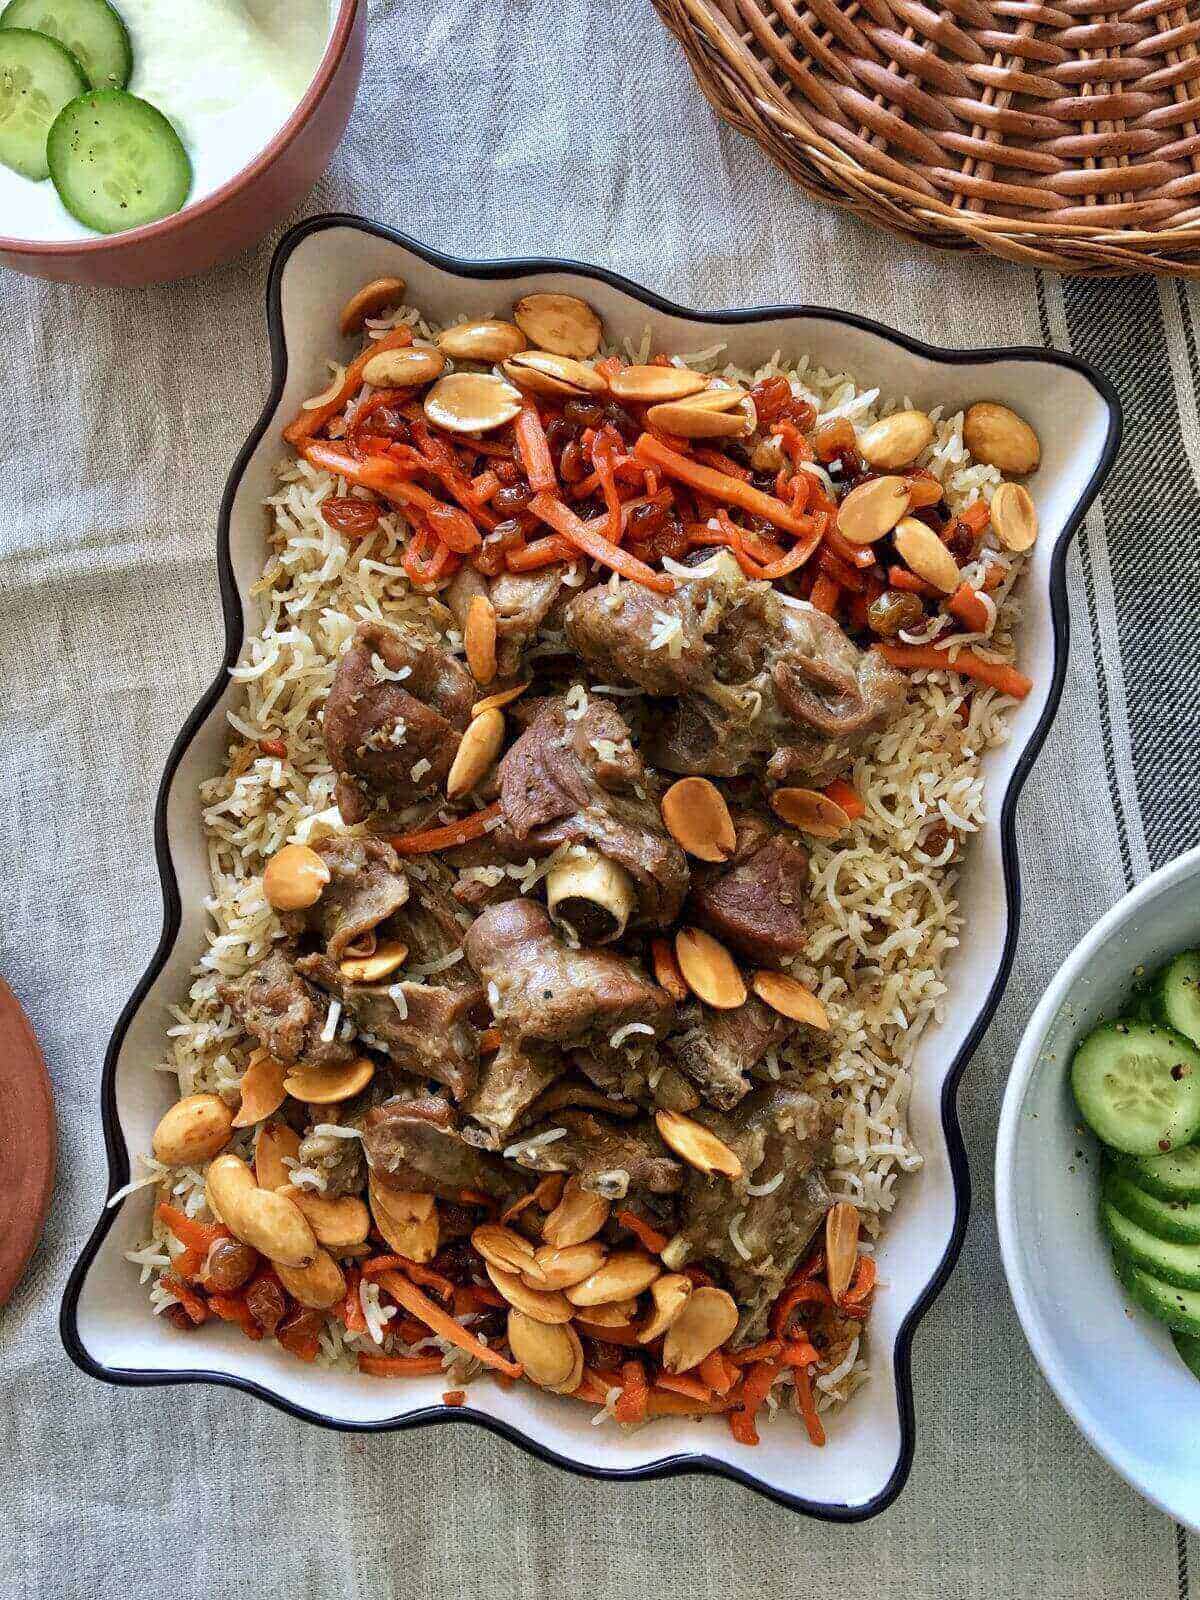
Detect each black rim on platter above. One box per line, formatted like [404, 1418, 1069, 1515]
[60, 213, 1123, 1521]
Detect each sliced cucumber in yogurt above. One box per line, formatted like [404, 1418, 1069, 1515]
[48, 88, 191, 233]
[0, 0, 131, 90]
[0, 27, 85, 178]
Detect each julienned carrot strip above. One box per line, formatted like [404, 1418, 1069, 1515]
[570, 1369, 616, 1404]
[207, 1292, 262, 1339]
[810, 574, 840, 614]
[527, 493, 675, 595]
[471, 469, 501, 503]
[770, 1277, 832, 1340]
[161, 1274, 209, 1325]
[698, 1350, 738, 1395]
[727, 1359, 781, 1446]
[840, 1254, 878, 1312]
[755, 524, 827, 580]
[887, 565, 942, 599]
[824, 524, 877, 570]
[958, 498, 991, 535]
[390, 802, 502, 855]
[358, 1353, 446, 1377]
[729, 1338, 783, 1366]
[823, 778, 865, 820]
[780, 1340, 821, 1367]
[633, 433, 819, 541]
[655, 1372, 713, 1402]
[505, 534, 574, 572]
[283, 326, 414, 445]
[874, 642, 1033, 700]
[946, 581, 990, 634]
[647, 1391, 733, 1417]
[515, 404, 557, 494]
[573, 1321, 644, 1347]
[616, 1210, 669, 1254]
[342, 1268, 367, 1335]
[376, 1270, 522, 1378]
[613, 1360, 649, 1424]
[591, 428, 625, 545]
[156, 1203, 230, 1255]
[793, 1362, 827, 1447]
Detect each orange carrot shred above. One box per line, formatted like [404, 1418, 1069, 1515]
[633, 433, 819, 541]
[822, 778, 864, 820]
[357, 1353, 446, 1377]
[793, 1361, 827, 1446]
[946, 581, 990, 634]
[527, 493, 675, 594]
[613, 1359, 649, 1423]
[390, 802, 502, 856]
[655, 1372, 712, 1402]
[515, 404, 557, 494]
[615, 1209, 669, 1255]
[376, 1270, 522, 1378]
[283, 326, 414, 445]
[874, 641, 1032, 699]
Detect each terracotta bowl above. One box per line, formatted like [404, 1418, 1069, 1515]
[0, 1, 363, 288]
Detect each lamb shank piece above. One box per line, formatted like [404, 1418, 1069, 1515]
[498, 695, 688, 939]
[447, 564, 567, 679]
[665, 996, 796, 1110]
[688, 834, 809, 966]
[462, 1039, 563, 1142]
[563, 553, 906, 784]
[217, 950, 357, 1070]
[508, 1109, 683, 1198]
[323, 620, 474, 823]
[363, 1095, 526, 1203]
[282, 834, 410, 960]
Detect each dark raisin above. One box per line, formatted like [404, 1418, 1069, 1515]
[564, 397, 604, 428]
[867, 590, 925, 638]
[494, 483, 533, 515]
[202, 1238, 258, 1294]
[560, 440, 589, 484]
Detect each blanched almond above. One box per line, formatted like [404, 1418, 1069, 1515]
[769, 787, 851, 839]
[655, 1109, 743, 1181]
[651, 938, 689, 1003]
[485, 1261, 573, 1323]
[963, 402, 1040, 475]
[544, 1323, 585, 1394]
[660, 777, 736, 862]
[254, 1121, 300, 1190]
[275, 1247, 346, 1309]
[361, 345, 445, 390]
[464, 595, 498, 686]
[282, 1056, 375, 1105]
[289, 1191, 370, 1251]
[263, 843, 330, 911]
[472, 680, 530, 718]
[687, 384, 748, 412]
[825, 1200, 861, 1301]
[564, 1250, 661, 1307]
[339, 276, 406, 336]
[424, 372, 523, 434]
[502, 350, 607, 399]
[752, 971, 830, 1030]
[437, 318, 527, 363]
[637, 1273, 692, 1343]
[857, 409, 934, 470]
[892, 516, 960, 593]
[662, 1286, 739, 1374]
[507, 1309, 578, 1387]
[836, 476, 910, 546]
[542, 1176, 610, 1247]
[674, 927, 747, 1010]
[573, 1297, 639, 1329]
[339, 937, 409, 985]
[231, 1050, 287, 1129]
[152, 1093, 233, 1166]
[513, 293, 602, 359]
[645, 398, 748, 440]
[608, 365, 707, 403]
[990, 482, 1038, 551]
[369, 1178, 438, 1262]
[531, 1240, 607, 1290]
[472, 1222, 542, 1277]
[446, 707, 504, 798]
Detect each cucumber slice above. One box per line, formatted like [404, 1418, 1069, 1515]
[1152, 951, 1200, 1049]
[1103, 1166, 1200, 1243]
[1070, 1019, 1200, 1155]
[47, 90, 191, 234]
[1116, 1254, 1200, 1337]
[1111, 1144, 1200, 1203]
[1173, 1329, 1200, 1381]
[1104, 1200, 1200, 1288]
[0, 0, 130, 90]
[0, 26, 85, 178]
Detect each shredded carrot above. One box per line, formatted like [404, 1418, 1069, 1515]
[173, 1247, 204, 1282]
[946, 581, 990, 634]
[161, 1274, 209, 1325]
[824, 525, 876, 570]
[727, 1359, 781, 1446]
[390, 802, 502, 856]
[156, 1203, 230, 1255]
[874, 641, 1033, 699]
[283, 326, 414, 445]
[840, 1253, 878, 1313]
[633, 434, 820, 542]
[647, 1391, 732, 1417]
[793, 1361, 827, 1446]
[698, 1349, 739, 1395]
[570, 1369, 616, 1404]
[616, 1209, 669, 1254]
[515, 403, 557, 494]
[613, 1359, 650, 1424]
[728, 1338, 783, 1366]
[810, 574, 840, 614]
[573, 1321, 644, 1347]
[375, 1257, 456, 1303]
[358, 1353, 446, 1377]
[505, 534, 574, 573]
[958, 498, 991, 535]
[453, 1283, 506, 1316]
[207, 1291, 262, 1339]
[442, 1388, 467, 1406]
[341, 1266, 367, 1335]
[822, 778, 864, 821]
[471, 469, 501, 503]
[692, 447, 751, 481]
[980, 559, 1006, 593]
[655, 1372, 712, 1401]
[817, 545, 866, 593]
[377, 1270, 522, 1378]
[528, 493, 675, 593]
[595, 355, 625, 383]
[780, 1340, 821, 1367]
[770, 1277, 832, 1341]
[590, 427, 625, 544]
[887, 564, 942, 599]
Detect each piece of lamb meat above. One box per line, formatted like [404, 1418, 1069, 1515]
[461, 1040, 563, 1142]
[323, 620, 474, 823]
[498, 695, 688, 934]
[363, 1095, 526, 1202]
[447, 564, 566, 679]
[665, 996, 796, 1110]
[463, 899, 675, 1051]
[281, 833, 410, 961]
[217, 949, 357, 1069]
[508, 1109, 682, 1198]
[688, 834, 809, 966]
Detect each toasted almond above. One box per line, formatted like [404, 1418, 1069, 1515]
[472, 680, 530, 718]
[339, 276, 406, 336]
[990, 482, 1038, 551]
[283, 1056, 375, 1106]
[472, 1222, 541, 1277]
[651, 937, 689, 1004]
[254, 1121, 300, 1190]
[769, 787, 851, 839]
[424, 372, 523, 434]
[275, 1247, 346, 1309]
[513, 293, 602, 359]
[645, 398, 748, 440]
[507, 1309, 578, 1387]
[752, 971, 831, 1030]
[687, 384, 749, 412]
[543, 1322, 585, 1393]
[836, 476, 911, 546]
[502, 350, 607, 399]
[565, 1250, 661, 1307]
[542, 1175, 610, 1247]
[660, 777, 736, 862]
[486, 1261, 574, 1323]
[231, 1050, 288, 1129]
[437, 318, 527, 363]
[608, 365, 708, 403]
[674, 927, 747, 1010]
[369, 1177, 438, 1261]
[825, 1200, 861, 1301]
[662, 1285, 739, 1374]
[464, 595, 498, 686]
[288, 1191, 370, 1252]
[262, 843, 330, 911]
[446, 707, 504, 798]
[893, 516, 960, 593]
[531, 1240, 607, 1290]
[152, 1092, 233, 1166]
[857, 409, 934, 470]
[338, 937, 409, 985]
[637, 1273, 693, 1343]
[654, 1109, 743, 1181]
[573, 1297, 639, 1329]
[963, 402, 1040, 475]
[361, 344, 445, 390]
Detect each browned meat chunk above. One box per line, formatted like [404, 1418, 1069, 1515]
[462, 1040, 562, 1142]
[519, 1075, 638, 1127]
[447, 564, 566, 679]
[464, 899, 674, 1051]
[323, 620, 474, 823]
[364, 1095, 526, 1202]
[563, 557, 905, 784]
[666, 996, 795, 1110]
[508, 1109, 682, 1198]
[282, 834, 410, 961]
[218, 950, 357, 1069]
[499, 695, 688, 934]
[688, 835, 808, 965]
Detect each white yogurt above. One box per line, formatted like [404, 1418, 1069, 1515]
[0, 0, 332, 242]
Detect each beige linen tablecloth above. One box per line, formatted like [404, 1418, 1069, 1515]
[3, 2, 1198, 1594]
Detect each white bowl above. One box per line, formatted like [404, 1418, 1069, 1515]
[998, 845, 1200, 1529]
[61, 215, 1120, 1519]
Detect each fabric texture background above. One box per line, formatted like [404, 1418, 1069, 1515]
[1, 1, 1198, 1594]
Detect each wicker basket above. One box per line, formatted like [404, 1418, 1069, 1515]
[654, 0, 1200, 276]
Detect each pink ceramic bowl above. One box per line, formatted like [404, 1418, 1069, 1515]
[0, 0, 363, 288]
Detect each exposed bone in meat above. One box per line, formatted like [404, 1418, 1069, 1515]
[461, 1040, 563, 1141]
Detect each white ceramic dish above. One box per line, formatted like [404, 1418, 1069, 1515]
[997, 845, 1200, 1530]
[61, 215, 1119, 1519]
